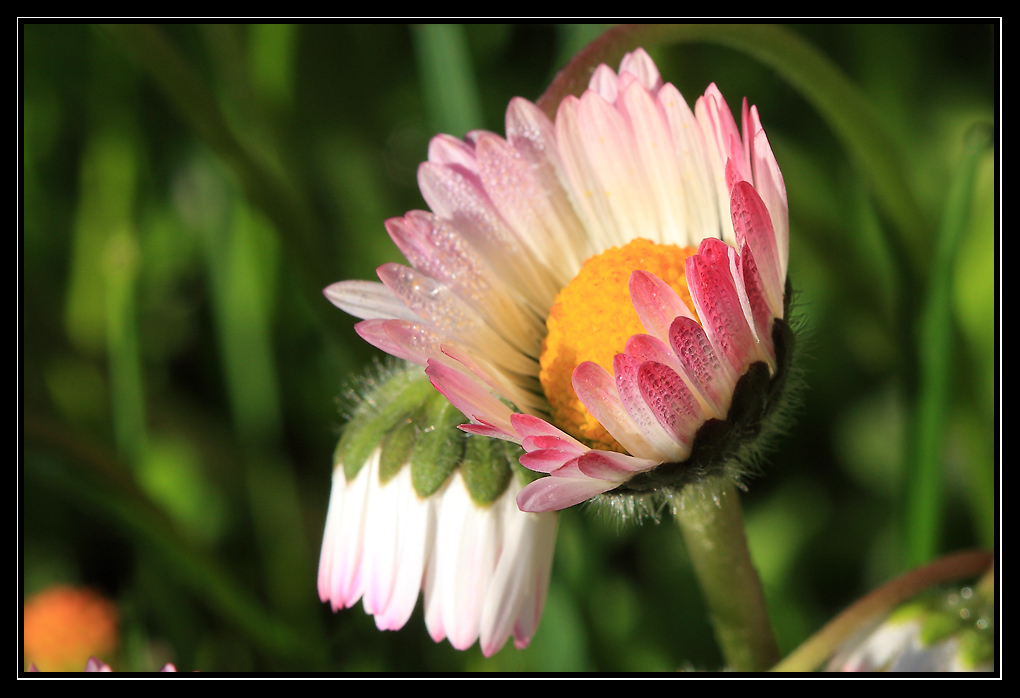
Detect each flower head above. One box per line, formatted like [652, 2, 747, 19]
[326, 48, 791, 514]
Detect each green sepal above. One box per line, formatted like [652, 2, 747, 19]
[409, 390, 466, 498]
[461, 433, 514, 506]
[335, 361, 522, 503]
[334, 364, 436, 483]
[378, 410, 422, 485]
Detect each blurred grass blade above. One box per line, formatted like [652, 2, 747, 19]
[104, 228, 147, 468]
[247, 24, 298, 107]
[99, 24, 335, 314]
[411, 24, 484, 135]
[194, 169, 324, 632]
[905, 123, 993, 568]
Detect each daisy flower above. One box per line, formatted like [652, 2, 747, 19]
[326, 47, 791, 516]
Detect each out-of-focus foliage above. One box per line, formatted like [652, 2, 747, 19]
[22, 23, 996, 671]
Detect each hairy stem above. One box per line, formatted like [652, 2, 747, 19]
[674, 476, 780, 671]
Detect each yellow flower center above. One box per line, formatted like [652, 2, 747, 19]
[539, 238, 698, 451]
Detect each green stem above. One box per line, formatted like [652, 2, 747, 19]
[674, 476, 779, 671]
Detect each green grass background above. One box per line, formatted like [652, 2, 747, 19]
[22, 23, 996, 672]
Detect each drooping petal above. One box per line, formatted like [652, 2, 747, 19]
[429, 471, 499, 650]
[360, 459, 405, 616]
[374, 475, 433, 630]
[318, 454, 374, 611]
[480, 493, 558, 656]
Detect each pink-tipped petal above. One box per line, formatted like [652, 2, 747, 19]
[730, 181, 783, 318]
[516, 473, 618, 513]
[737, 242, 777, 368]
[571, 361, 657, 460]
[511, 413, 586, 450]
[458, 421, 518, 441]
[520, 449, 581, 474]
[750, 117, 789, 281]
[324, 280, 419, 322]
[428, 132, 481, 173]
[589, 63, 621, 103]
[668, 316, 732, 419]
[637, 361, 702, 456]
[613, 353, 690, 461]
[686, 239, 759, 377]
[353, 319, 441, 367]
[576, 449, 658, 481]
[521, 434, 582, 453]
[629, 270, 696, 343]
[618, 48, 662, 94]
[425, 360, 515, 436]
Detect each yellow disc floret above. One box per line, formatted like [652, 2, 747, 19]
[539, 238, 698, 451]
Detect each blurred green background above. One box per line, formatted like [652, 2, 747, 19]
[22, 23, 996, 671]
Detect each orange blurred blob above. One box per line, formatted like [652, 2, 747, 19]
[23, 586, 119, 672]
